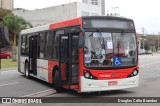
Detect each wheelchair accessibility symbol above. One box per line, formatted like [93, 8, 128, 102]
[113, 57, 121, 66]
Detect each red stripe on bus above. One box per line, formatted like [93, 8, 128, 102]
[63, 85, 78, 89]
[37, 66, 48, 70]
[49, 17, 82, 30]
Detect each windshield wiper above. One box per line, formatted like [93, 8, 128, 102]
[89, 32, 94, 37]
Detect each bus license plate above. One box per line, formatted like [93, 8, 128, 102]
[108, 81, 118, 86]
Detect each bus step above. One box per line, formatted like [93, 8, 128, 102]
[60, 80, 68, 85]
[71, 75, 78, 77]
[72, 77, 78, 84]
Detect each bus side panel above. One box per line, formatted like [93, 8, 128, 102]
[20, 56, 28, 74]
[48, 60, 59, 84]
[36, 59, 48, 82]
[60, 63, 67, 81]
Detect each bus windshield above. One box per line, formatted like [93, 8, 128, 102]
[84, 32, 137, 68]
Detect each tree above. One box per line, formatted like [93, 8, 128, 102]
[155, 38, 160, 52]
[144, 40, 150, 51]
[3, 14, 32, 46]
[3, 14, 32, 61]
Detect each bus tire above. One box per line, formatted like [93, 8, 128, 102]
[25, 63, 30, 79]
[54, 71, 64, 93]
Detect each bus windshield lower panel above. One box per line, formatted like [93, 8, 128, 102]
[84, 32, 137, 68]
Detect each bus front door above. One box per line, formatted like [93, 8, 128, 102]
[29, 36, 38, 75]
[59, 35, 69, 84]
[59, 34, 79, 86]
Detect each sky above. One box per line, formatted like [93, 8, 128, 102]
[14, 0, 160, 34]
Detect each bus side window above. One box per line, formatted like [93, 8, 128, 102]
[39, 32, 45, 59]
[21, 35, 26, 56]
[51, 31, 55, 59]
[44, 31, 53, 59]
[26, 35, 29, 56]
[37, 35, 40, 58]
[53, 30, 64, 60]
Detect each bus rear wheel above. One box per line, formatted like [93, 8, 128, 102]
[25, 63, 30, 79]
[54, 71, 64, 93]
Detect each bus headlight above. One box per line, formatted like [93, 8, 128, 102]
[127, 69, 139, 78]
[84, 70, 98, 80]
[84, 72, 90, 78]
[133, 70, 138, 76]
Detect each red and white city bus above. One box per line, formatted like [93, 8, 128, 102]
[18, 16, 139, 93]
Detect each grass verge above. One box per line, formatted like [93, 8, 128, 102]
[1, 59, 17, 69]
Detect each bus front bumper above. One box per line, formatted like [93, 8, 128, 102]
[80, 75, 139, 92]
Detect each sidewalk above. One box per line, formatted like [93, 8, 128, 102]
[139, 53, 160, 59]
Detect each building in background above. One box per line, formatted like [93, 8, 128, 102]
[82, 0, 105, 15]
[14, 2, 101, 27]
[0, 0, 14, 10]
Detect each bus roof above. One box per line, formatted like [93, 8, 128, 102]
[82, 16, 133, 21]
[20, 16, 133, 35]
[21, 24, 49, 34]
[20, 17, 82, 35]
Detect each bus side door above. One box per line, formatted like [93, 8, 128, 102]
[59, 33, 79, 85]
[29, 35, 38, 75]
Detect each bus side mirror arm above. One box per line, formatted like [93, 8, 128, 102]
[79, 35, 84, 48]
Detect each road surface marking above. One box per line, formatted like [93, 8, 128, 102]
[22, 89, 56, 97]
[0, 82, 19, 87]
[140, 61, 160, 67]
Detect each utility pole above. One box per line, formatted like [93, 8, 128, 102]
[142, 27, 145, 51]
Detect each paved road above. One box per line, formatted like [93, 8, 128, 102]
[0, 54, 160, 106]
[0, 70, 55, 97]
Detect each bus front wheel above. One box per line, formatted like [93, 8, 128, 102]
[54, 71, 64, 93]
[25, 63, 30, 79]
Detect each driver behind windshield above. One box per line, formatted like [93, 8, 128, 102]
[93, 43, 105, 64]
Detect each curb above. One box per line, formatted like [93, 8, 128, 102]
[0, 67, 18, 71]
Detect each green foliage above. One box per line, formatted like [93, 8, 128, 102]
[4, 14, 32, 34]
[144, 40, 150, 51]
[3, 14, 32, 45]
[144, 35, 160, 52]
